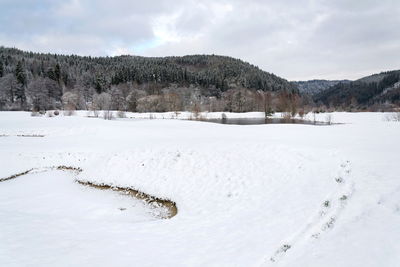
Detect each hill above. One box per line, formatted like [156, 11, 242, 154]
[292, 79, 350, 95]
[0, 47, 295, 111]
[314, 70, 400, 110]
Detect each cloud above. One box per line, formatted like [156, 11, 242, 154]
[0, 0, 399, 80]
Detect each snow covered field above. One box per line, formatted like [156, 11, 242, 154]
[0, 112, 399, 267]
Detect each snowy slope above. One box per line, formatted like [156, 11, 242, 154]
[0, 112, 399, 267]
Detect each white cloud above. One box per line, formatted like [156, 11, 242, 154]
[1, 0, 399, 80]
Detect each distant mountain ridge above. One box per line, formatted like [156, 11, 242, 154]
[292, 79, 350, 95]
[0, 46, 295, 95]
[314, 70, 400, 109]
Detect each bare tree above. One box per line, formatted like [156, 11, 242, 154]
[277, 91, 290, 113]
[164, 92, 182, 112]
[103, 110, 114, 120]
[62, 91, 80, 111]
[137, 95, 166, 112]
[72, 81, 94, 108]
[0, 74, 22, 110]
[222, 88, 256, 112]
[93, 93, 111, 110]
[126, 91, 138, 112]
[208, 96, 223, 112]
[110, 86, 126, 110]
[298, 109, 305, 120]
[262, 91, 273, 117]
[26, 77, 59, 111]
[191, 101, 201, 119]
[289, 94, 300, 117]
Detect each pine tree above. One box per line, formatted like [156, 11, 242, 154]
[47, 67, 56, 81]
[0, 60, 3, 78]
[54, 63, 61, 83]
[14, 61, 26, 107]
[15, 61, 26, 86]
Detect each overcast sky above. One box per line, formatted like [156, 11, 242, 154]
[1, 0, 399, 80]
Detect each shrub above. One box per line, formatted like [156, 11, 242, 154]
[392, 112, 400, 121]
[383, 112, 400, 122]
[325, 114, 333, 125]
[63, 109, 76, 116]
[191, 102, 201, 119]
[93, 93, 111, 110]
[62, 92, 81, 111]
[46, 111, 54, 117]
[298, 109, 305, 119]
[103, 110, 114, 120]
[282, 112, 292, 122]
[117, 110, 126, 118]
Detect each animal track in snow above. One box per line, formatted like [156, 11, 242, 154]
[267, 160, 355, 264]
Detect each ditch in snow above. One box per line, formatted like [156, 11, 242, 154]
[0, 168, 177, 222]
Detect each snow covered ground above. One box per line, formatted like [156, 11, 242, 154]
[0, 112, 399, 267]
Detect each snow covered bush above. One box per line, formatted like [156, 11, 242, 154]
[137, 95, 166, 112]
[117, 110, 126, 118]
[46, 111, 54, 117]
[282, 112, 292, 122]
[63, 109, 76, 116]
[103, 110, 114, 120]
[384, 112, 400, 122]
[393, 112, 400, 121]
[93, 93, 111, 111]
[62, 91, 83, 111]
[325, 114, 333, 125]
[191, 102, 201, 119]
[298, 109, 305, 119]
[87, 102, 99, 118]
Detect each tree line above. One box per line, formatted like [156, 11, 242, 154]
[0, 46, 300, 113]
[314, 70, 400, 111]
[1, 46, 399, 114]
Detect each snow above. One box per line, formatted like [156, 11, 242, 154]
[0, 171, 165, 266]
[0, 111, 399, 266]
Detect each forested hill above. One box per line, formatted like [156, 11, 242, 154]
[314, 70, 400, 109]
[292, 79, 350, 95]
[0, 47, 297, 111]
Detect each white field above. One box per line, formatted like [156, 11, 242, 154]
[0, 112, 399, 267]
